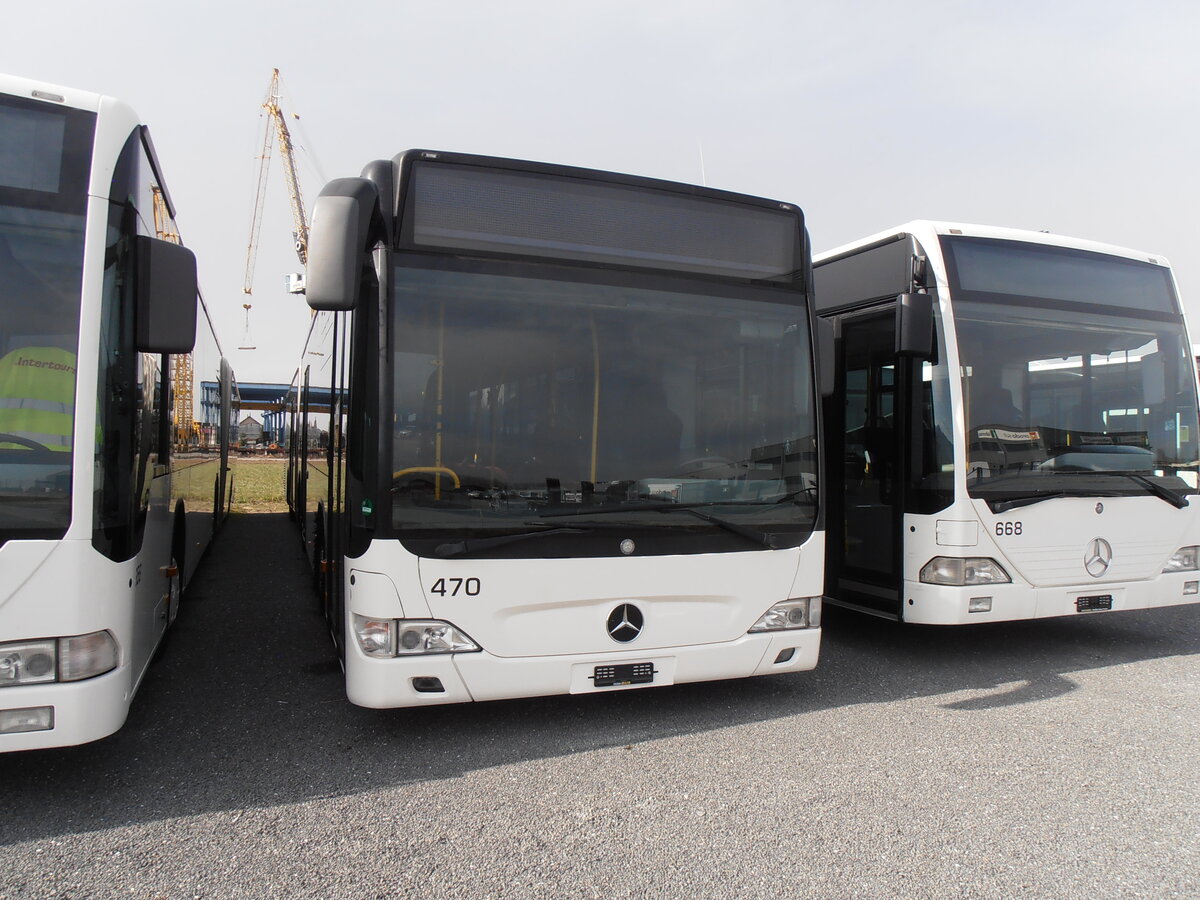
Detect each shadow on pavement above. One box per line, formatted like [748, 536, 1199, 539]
[1, 511, 1197, 844]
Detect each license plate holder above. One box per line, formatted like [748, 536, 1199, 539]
[591, 662, 656, 688]
[1076, 594, 1113, 613]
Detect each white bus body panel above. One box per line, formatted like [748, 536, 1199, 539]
[903, 496, 1200, 624]
[0, 537, 165, 751]
[0, 75, 183, 750]
[343, 534, 824, 708]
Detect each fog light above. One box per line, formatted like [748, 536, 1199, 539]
[968, 596, 993, 613]
[773, 648, 796, 664]
[0, 706, 54, 734]
[1185, 581, 1198, 595]
[58, 631, 118, 682]
[412, 677, 445, 693]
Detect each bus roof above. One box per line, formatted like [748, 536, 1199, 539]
[816, 220, 1170, 270]
[0, 71, 110, 113]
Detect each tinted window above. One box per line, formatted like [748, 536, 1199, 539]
[0, 96, 92, 541]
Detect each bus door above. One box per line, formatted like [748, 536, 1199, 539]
[826, 305, 906, 617]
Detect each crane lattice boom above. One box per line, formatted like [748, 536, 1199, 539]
[243, 68, 309, 296]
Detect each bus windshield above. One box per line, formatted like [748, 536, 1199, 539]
[944, 240, 1200, 502]
[0, 96, 92, 539]
[389, 263, 818, 543]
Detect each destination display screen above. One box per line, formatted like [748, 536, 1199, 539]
[405, 160, 802, 283]
[943, 236, 1179, 315]
[0, 104, 67, 194]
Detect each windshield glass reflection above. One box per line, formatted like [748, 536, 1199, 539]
[955, 300, 1199, 500]
[0, 205, 85, 536]
[390, 266, 817, 538]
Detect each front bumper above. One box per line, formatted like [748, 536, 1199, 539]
[0, 666, 129, 752]
[902, 573, 1200, 625]
[345, 628, 820, 709]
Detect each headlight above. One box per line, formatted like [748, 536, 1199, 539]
[353, 615, 480, 657]
[396, 621, 480, 655]
[0, 631, 118, 687]
[920, 557, 1011, 586]
[748, 597, 821, 632]
[1163, 546, 1200, 573]
[0, 640, 57, 687]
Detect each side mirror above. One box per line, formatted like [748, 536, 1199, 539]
[306, 177, 379, 312]
[136, 236, 197, 353]
[896, 292, 934, 359]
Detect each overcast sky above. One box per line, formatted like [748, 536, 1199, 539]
[6, 0, 1199, 382]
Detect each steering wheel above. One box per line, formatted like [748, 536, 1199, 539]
[0, 432, 53, 453]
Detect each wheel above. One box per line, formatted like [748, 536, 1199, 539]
[312, 501, 326, 601]
[165, 555, 182, 626]
[169, 506, 186, 626]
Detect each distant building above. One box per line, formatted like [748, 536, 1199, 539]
[239, 415, 264, 445]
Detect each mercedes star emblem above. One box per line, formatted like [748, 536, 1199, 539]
[1084, 537, 1113, 578]
[606, 603, 644, 643]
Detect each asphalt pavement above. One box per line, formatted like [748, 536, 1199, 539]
[1, 512, 1197, 899]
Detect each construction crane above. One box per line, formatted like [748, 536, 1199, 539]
[243, 68, 309, 299]
[152, 185, 195, 450]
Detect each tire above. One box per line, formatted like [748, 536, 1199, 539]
[169, 505, 186, 626]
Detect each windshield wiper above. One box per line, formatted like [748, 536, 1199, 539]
[1121, 473, 1190, 509]
[988, 492, 1070, 513]
[434, 525, 596, 558]
[540, 501, 779, 549]
[662, 506, 779, 549]
[1050, 470, 1191, 509]
[1000, 471, 1191, 510]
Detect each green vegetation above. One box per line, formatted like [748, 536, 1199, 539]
[228, 458, 289, 513]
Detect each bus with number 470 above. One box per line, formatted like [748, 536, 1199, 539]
[289, 150, 824, 708]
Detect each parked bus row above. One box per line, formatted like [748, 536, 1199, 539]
[286, 151, 1200, 712]
[2, 72, 1197, 752]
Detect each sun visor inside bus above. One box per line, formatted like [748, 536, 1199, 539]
[404, 162, 801, 282]
[135, 235, 197, 353]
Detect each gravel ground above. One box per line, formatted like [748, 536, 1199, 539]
[1, 512, 1197, 899]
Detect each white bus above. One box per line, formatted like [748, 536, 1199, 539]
[815, 221, 1200, 623]
[0, 74, 236, 750]
[289, 150, 823, 708]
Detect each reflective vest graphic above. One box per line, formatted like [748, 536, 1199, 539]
[0, 346, 76, 451]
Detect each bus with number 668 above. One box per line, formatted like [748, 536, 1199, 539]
[816, 221, 1200, 624]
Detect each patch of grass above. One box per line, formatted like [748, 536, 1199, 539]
[228, 458, 289, 513]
